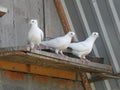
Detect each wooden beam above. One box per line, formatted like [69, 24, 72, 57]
[89, 73, 120, 83]
[0, 60, 28, 72]
[0, 49, 112, 73]
[80, 73, 92, 90]
[0, 6, 7, 17]
[53, 0, 71, 34]
[31, 65, 76, 80]
[0, 51, 26, 57]
[28, 50, 112, 73]
[0, 60, 76, 80]
[0, 46, 27, 53]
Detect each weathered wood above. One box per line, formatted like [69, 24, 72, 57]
[0, 60, 76, 80]
[0, 46, 27, 53]
[29, 50, 112, 73]
[53, 0, 71, 34]
[89, 73, 120, 83]
[80, 73, 92, 90]
[0, 47, 112, 73]
[44, 0, 64, 40]
[0, 0, 15, 47]
[0, 60, 28, 72]
[0, 0, 44, 47]
[0, 6, 7, 17]
[31, 65, 76, 80]
[13, 0, 30, 46]
[0, 47, 120, 83]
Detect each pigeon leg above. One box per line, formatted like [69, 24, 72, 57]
[84, 59, 90, 64]
[37, 45, 41, 50]
[30, 43, 34, 51]
[79, 56, 90, 64]
[30, 43, 34, 49]
[59, 50, 64, 55]
[55, 49, 59, 54]
[79, 57, 85, 64]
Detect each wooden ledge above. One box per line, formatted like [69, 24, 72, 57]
[0, 46, 120, 81]
[0, 46, 112, 73]
[0, 6, 7, 17]
[28, 50, 112, 73]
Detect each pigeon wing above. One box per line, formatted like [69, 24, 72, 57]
[41, 37, 65, 48]
[69, 42, 90, 52]
[40, 29, 44, 40]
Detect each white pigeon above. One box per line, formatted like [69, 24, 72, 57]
[68, 32, 99, 63]
[41, 32, 75, 55]
[28, 19, 44, 50]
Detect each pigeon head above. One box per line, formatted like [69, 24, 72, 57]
[91, 32, 99, 38]
[30, 19, 38, 25]
[67, 32, 75, 37]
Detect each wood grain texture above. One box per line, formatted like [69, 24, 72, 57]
[44, 0, 64, 40]
[0, 60, 76, 80]
[89, 73, 120, 83]
[80, 73, 92, 90]
[0, 48, 112, 73]
[0, 0, 15, 47]
[53, 0, 71, 34]
[0, 47, 119, 82]
[0, 0, 44, 47]
[31, 65, 76, 80]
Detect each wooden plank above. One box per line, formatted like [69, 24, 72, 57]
[80, 73, 92, 90]
[0, 60, 28, 72]
[0, 53, 118, 82]
[0, 60, 76, 80]
[53, 0, 71, 34]
[13, 0, 44, 46]
[44, 0, 64, 40]
[0, 46, 27, 53]
[13, 0, 30, 46]
[0, 51, 26, 57]
[0, 47, 112, 73]
[89, 73, 120, 83]
[0, 6, 7, 17]
[30, 65, 76, 80]
[0, 0, 15, 47]
[26, 0, 44, 29]
[29, 50, 112, 73]
[0, 46, 27, 56]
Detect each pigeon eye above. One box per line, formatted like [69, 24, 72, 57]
[70, 33, 74, 35]
[31, 21, 34, 23]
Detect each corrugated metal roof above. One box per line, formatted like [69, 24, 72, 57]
[62, 0, 120, 89]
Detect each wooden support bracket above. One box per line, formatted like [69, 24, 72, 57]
[0, 6, 7, 17]
[89, 73, 120, 83]
[80, 73, 92, 90]
[53, 0, 70, 34]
